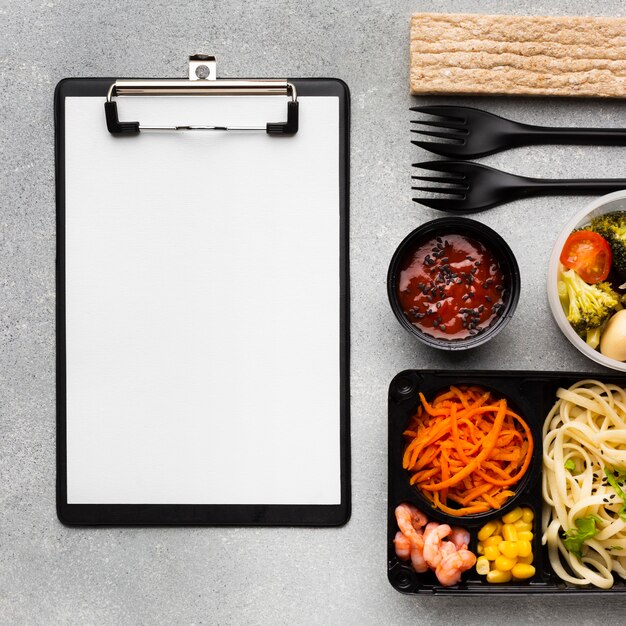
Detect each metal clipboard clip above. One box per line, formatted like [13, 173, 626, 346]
[104, 55, 299, 136]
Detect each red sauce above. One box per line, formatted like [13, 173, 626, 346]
[397, 234, 506, 340]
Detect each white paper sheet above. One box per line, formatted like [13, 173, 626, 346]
[64, 94, 341, 504]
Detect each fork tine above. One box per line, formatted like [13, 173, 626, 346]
[411, 186, 466, 196]
[409, 106, 466, 121]
[413, 162, 468, 179]
[413, 161, 470, 177]
[411, 175, 468, 187]
[411, 140, 465, 156]
[412, 197, 464, 210]
[410, 129, 464, 141]
[410, 119, 467, 131]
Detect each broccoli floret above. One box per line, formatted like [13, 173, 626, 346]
[586, 326, 603, 349]
[589, 212, 626, 277]
[559, 268, 620, 334]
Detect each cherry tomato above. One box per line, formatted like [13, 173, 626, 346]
[560, 230, 612, 283]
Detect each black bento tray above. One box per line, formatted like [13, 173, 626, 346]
[388, 369, 626, 595]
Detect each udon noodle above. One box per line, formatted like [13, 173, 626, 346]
[542, 380, 626, 588]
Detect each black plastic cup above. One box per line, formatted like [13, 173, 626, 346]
[391, 375, 538, 526]
[387, 217, 520, 350]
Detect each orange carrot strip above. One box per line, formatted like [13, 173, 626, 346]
[460, 482, 493, 505]
[482, 492, 501, 509]
[420, 400, 507, 492]
[450, 403, 471, 465]
[440, 446, 450, 504]
[435, 495, 490, 516]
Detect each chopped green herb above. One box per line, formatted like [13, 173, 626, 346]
[563, 515, 602, 558]
[603, 466, 626, 521]
[609, 546, 624, 551]
[564, 459, 576, 472]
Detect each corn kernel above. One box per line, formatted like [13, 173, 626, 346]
[493, 520, 503, 533]
[502, 507, 524, 524]
[517, 552, 533, 564]
[486, 569, 512, 584]
[483, 535, 503, 548]
[514, 519, 532, 532]
[476, 556, 490, 576]
[517, 531, 534, 542]
[478, 521, 499, 542]
[516, 540, 532, 558]
[511, 563, 536, 579]
[495, 555, 516, 571]
[499, 540, 518, 559]
[477, 542, 485, 555]
[484, 545, 501, 561]
[502, 523, 518, 542]
[522, 508, 534, 523]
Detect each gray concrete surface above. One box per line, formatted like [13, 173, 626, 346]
[2, 0, 626, 623]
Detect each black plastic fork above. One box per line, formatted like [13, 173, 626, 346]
[411, 105, 626, 159]
[413, 161, 626, 212]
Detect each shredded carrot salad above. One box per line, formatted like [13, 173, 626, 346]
[403, 385, 533, 516]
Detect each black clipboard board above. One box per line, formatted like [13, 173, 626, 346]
[55, 57, 350, 526]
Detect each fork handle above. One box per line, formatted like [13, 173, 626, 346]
[518, 124, 626, 146]
[522, 178, 626, 195]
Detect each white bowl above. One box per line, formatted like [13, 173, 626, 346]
[547, 190, 626, 372]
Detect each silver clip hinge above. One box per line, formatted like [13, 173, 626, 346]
[188, 54, 217, 81]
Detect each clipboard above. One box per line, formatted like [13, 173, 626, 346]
[55, 56, 350, 526]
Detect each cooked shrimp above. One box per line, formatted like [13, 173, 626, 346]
[394, 505, 475, 578]
[422, 522, 439, 541]
[410, 535, 429, 573]
[395, 504, 427, 545]
[439, 540, 458, 560]
[395, 504, 429, 573]
[423, 523, 452, 569]
[394, 531, 411, 561]
[449, 526, 470, 551]
[435, 549, 477, 587]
